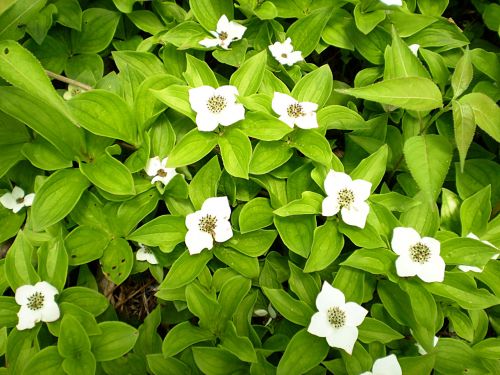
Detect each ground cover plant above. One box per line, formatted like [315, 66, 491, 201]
[0, 0, 499, 374]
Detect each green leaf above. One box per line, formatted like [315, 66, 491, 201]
[289, 129, 332, 166]
[274, 215, 315, 258]
[274, 191, 323, 216]
[162, 321, 214, 357]
[229, 50, 267, 97]
[71, 8, 120, 53]
[473, 338, 500, 359]
[214, 247, 260, 279]
[192, 347, 247, 375]
[147, 355, 191, 375]
[128, 215, 186, 251]
[218, 275, 252, 321]
[48, 302, 101, 337]
[5, 231, 39, 290]
[249, 140, 292, 175]
[288, 262, 319, 307]
[184, 54, 218, 88]
[220, 321, 257, 363]
[317, 105, 367, 130]
[157, 250, 212, 291]
[68, 90, 137, 144]
[37, 237, 68, 292]
[90, 321, 138, 361]
[452, 100, 476, 172]
[58, 287, 108, 317]
[186, 282, 220, 330]
[189, 156, 222, 210]
[189, 0, 234, 31]
[354, 5, 385, 35]
[358, 317, 404, 344]
[304, 220, 344, 273]
[460, 185, 491, 236]
[219, 128, 252, 179]
[238, 111, 293, 141]
[152, 84, 195, 120]
[239, 198, 274, 233]
[23, 346, 65, 375]
[276, 329, 329, 375]
[58, 315, 91, 359]
[62, 351, 95, 375]
[339, 221, 387, 249]
[100, 238, 133, 285]
[342, 248, 397, 276]
[65, 226, 109, 265]
[337, 77, 443, 111]
[227, 230, 277, 257]
[286, 8, 332, 57]
[262, 287, 314, 326]
[403, 135, 453, 200]
[32, 168, 90, 230]
[167, 129, 218, 167]
[350, 144, 388, 191]
[459, 92, 500, 142]
[291, 65, 333, 108]
[452, 48, 473, 98]
[0, 297, 20, 328]
[441, 237, 497, 268]
[0, 0, 47, 41]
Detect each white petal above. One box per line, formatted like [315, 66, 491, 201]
[214, 220, 233, 243]
[145, 253, 159, 265]
[300, 102, 318, 113]
[380, 0, 403, 5]
[409, 44, 420, 56]
[341, 201, 370, 229]
[35, 281, 59, 300]
[326, 325, 358, 354]
[196, 112, 220, 131]
[136, 248, 149, 262]
[23, 193, 35, 207]
[216, 14, 230, 33]
[372, 354, 402, 375]
[360, 372, 372, 375]
[287, 51, 303, 65]
[395, 255, 418, 277]
[344, 302, 368, 327]
[272, 92, 296, 115]
[322, 195, 340, 217]
[218, 103, 245, 126]
[421, 236, 441, 257]
[145, 157, 162, 176]
[324, 171, 352, 197]
[0, 192, 16, 210]
[417, 256, 445, 283]
[158, 173, 177, 187]
[15, 285, 37, 305]
[295, 112, 319, 129]
[316, 281, 345, 311]
[351, 179, 372, 202]
[189, 86, 216, 113]
[11, 202, 24, 213]
[226, 21, 246, 41]
[391, 227, 421, 256]
[199, 37, 220, 48]
[11, 186, 25, 199]
[16, 305, 39, 330]
[307, 311, 330, 338]
[40, 301, 60, 323]
[278, 114, 296, 128]
[202, 196, 231, 220]
[458, 264, 483, 273]
[186, 211, 205, 231]
[216, 85, 239, 102]
[466, 233, 479, 240]
[185, 229, 214, 255]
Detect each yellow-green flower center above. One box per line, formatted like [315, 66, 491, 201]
[337, 188, 355, 209]
[409, 242, 431, 264]
[27, 292, 45, 311]
[207, 95, 227, 114]
[199, 215, 217, 235]
[219, 31, 228, 41]
[287, 103, 304, 118]
[157, 169, 167, 177]
[327, 306, 346, 328]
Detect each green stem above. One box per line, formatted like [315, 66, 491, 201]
[45, 70, 93, 91]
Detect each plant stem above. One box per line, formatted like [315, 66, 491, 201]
[44, 70, 93, 91]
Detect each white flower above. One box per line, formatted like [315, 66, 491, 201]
[360, 354, 402, 375]
[272, 92, 318, 129]
[321, 171, 371, 229]
[63, 84, 86, 100]
[409, 44, 420, 56]
[185, 196, 233, 255]
[199, 15, 246, 49]
[380, 0, 403, 6]
[268, 38, 303, 66]
[0, 186, 35, 214]
[145, 156, 177, 186]
[189, 85, 245, 131]
[391, 227, 446, 283]
[136, 244, 158, 265]
[15, 281, 60, 330]
[458, 233, 499, 273]
[415, 335, 439, 355]
[307, 281, 367, 354]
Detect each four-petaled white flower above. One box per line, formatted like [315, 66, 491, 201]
[391, 227, 446, 283]
[189, 85, 245, 131]
[458, 233, 499, 273]
[272, 92, 318, 129]
[409, 44, 420, 56]
[15, 281, 60, 330]
[360, 354, 402, 375]
[308, 281, 368, 354]
[380, 0, 403, 6]
[322, 171, 371, 229]
[0, 186, 35, 214]
[269, 38, 303, 66]
[199, 15, 246, 49]
[136, 243, 158, 265]
[185, 196, 233, 255]
[145, 156, 177, 186]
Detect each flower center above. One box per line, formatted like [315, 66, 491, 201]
[206, 95, 227, 114]
[337, 188, 355, 209]
[27, 292, 45, 311]
[199, 215, 217, 235]
[16, 197, 24, 204]
[281, 53, 288, 58]
[327, 306, 346, 328]
[409, 242, 431, 264]
[157, 169, 167, 177]
[219, 31, 228, 41]
[287, 103, 304, 118]
[141, 246, 152, 254]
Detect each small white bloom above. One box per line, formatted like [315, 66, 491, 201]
[268, 38, 303, 66]
[189, 85, 245, 131]
[307, 281, 367, 354]
[199, 15, 246, 49]
[145, 156, 177, 186]
[415, 335, 439, 355]
[380, 0, 403, 6]
[63, 84, 86, 100]
[136, 244, 158, 265]
[360, 354, 402, 375]
[409, 44, 420, 56]
[272, 92, 318, 129]
[185, 196, 233, 255]
[15, 281, 60, 330]
[458, 233, 499, 273]
[322, 171, 371, 229]
[391, 227, 446, 283]
[0, 186, 35, 214]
